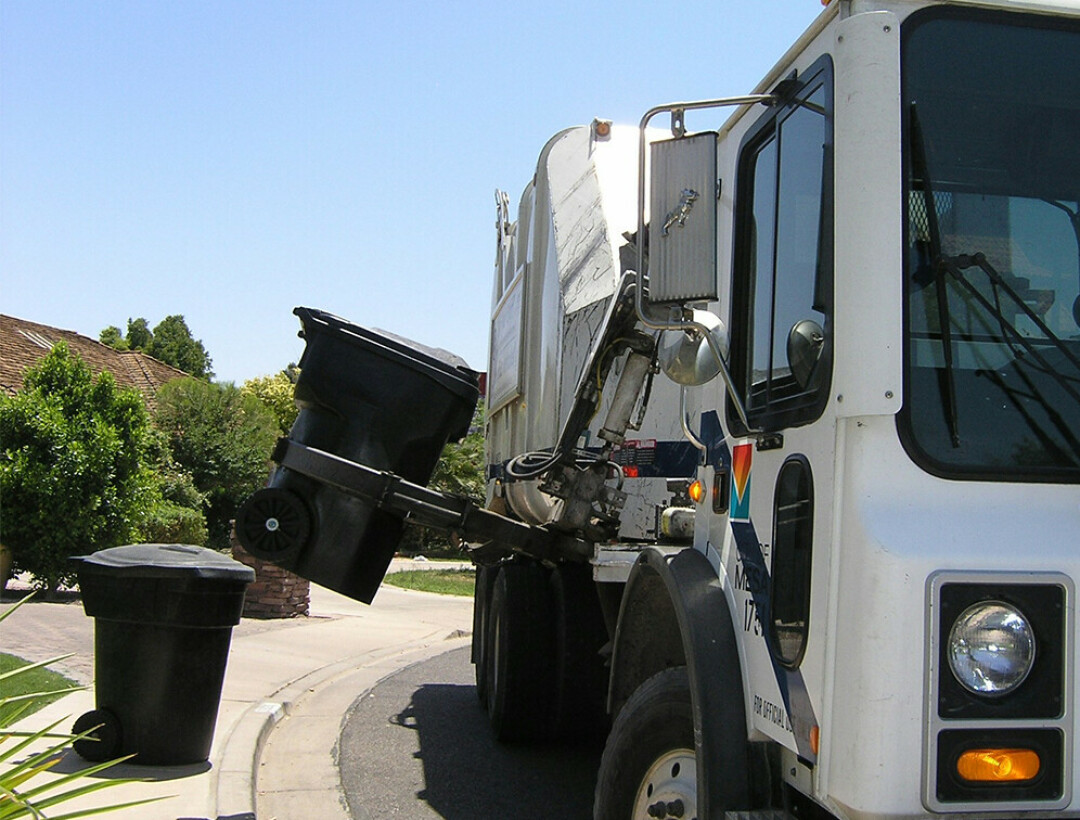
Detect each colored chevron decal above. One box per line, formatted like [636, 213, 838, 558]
[730, 442, 753, 521]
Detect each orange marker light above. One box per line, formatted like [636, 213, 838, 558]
[688, 479, 706, 504]
[957, 749, 1041, 782]
[810, 725, 820, 756]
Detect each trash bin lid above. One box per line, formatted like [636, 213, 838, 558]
[76, 544, 256, 583]
[293, 307, 480, 402]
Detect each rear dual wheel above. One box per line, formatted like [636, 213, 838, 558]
[472, 560, 610, 743]
[550, 563, 610, 741]
[472, 563, 499, 707]
[484, 562, 554, 741]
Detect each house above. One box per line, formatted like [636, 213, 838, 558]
[0, 315, 187, 409]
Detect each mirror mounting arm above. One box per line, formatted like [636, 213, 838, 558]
[635, 95, 775, 438]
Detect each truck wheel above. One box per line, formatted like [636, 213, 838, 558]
[551, 563, 609, 741]
[594, 667, 696, 820]
[485, 561, 554, 742]
[471, 563, 499, 707]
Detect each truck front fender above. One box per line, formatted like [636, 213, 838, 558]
[608, 545, 762, 811]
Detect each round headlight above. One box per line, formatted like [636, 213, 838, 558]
[948, 602, 1035, 696]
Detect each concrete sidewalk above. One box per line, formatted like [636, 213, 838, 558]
[2, 560, 474, 820]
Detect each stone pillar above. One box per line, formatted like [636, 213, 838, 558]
[230, 529, 310, 619]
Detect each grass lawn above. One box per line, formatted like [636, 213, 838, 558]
[384, 568, 475, 597]
[0, 653, 80, 722]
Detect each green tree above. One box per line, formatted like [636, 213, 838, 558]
[126, 317, 153, 351]
[0, 344, 159, 591]
[97, 314, 213, 379]
[98, 317, 151, 351]
[98, 325, 128, 350]
[153, 378, 279, 549]
[242, 369, 299, 435]
[148, 315, 213, 379]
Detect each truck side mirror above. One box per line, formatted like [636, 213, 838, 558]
[787, 319, 825, 390]
[658, 309, 729, 386]
[648, 132, 718, 304]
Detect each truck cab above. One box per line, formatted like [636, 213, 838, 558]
[483, 1, 1080, 817]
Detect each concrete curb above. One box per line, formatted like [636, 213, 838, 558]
[215, 630, 472, 819]
[213, 699, 285, 819]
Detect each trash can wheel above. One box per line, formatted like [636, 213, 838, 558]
[235, 487, 312, 562]
[72, 708, 122, 762]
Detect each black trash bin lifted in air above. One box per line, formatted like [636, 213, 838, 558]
[72, 543, 254, 765]
[236, 307, 480, 604]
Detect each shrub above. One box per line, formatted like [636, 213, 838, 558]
[154, 378, 279, 549]
[241, 370, 299, 435]
[0, 345, 158, 591]
[139, 430, 209, 546]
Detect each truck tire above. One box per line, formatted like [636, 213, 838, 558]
[471, 563, 498, 707]
[551, 563, 609, 741]
[593, 666, 696, 820]
[485, 561, 554, 742]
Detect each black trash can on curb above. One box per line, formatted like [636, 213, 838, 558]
[72, 544, 255, 765]
[236, 307, 480, 604]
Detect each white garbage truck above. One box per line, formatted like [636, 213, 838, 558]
[237, 0, 1080, 816]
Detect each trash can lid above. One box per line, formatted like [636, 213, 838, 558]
[293, 307, 480, 401]
[76, 544, 256, 583]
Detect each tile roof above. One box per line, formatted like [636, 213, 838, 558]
[1, 315, 188, 409]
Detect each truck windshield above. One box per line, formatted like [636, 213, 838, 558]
[900, 7, 1080, 482]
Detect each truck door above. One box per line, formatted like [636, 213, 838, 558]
[719, 54, 835, 761]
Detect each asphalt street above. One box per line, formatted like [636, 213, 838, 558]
[338, 645, 604, 820]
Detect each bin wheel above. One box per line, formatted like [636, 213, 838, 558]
[72, 708, 122, 762]
[236, 488, 312, 563]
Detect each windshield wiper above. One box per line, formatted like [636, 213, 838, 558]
[910, 104, 961, 447]
[934, 252, 1080, 409]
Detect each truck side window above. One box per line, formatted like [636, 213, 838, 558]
[731, 58, 833, 433]
[771, 455, 814, 668]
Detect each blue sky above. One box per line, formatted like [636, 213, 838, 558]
[2, 1, 824, 384]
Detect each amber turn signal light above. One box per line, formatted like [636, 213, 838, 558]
[957, 748, 1041, 782]
[688, 479, 706, 504]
